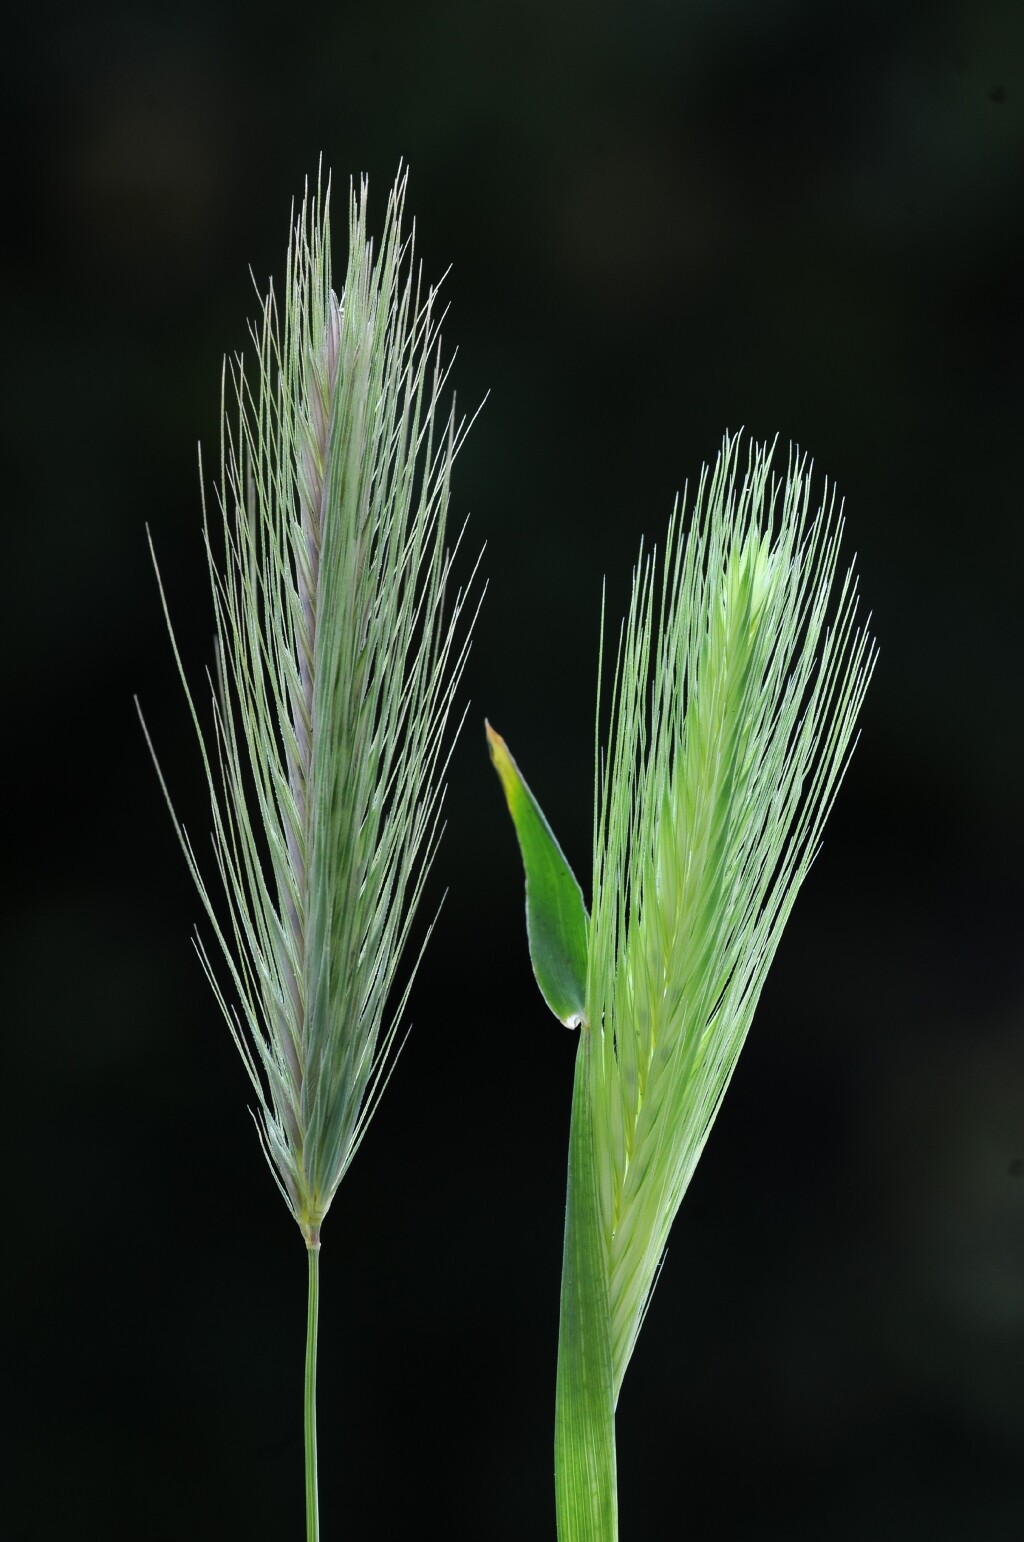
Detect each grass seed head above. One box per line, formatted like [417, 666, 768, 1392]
[145, 169, 478, 1247]
[586, 432, 875, 1394]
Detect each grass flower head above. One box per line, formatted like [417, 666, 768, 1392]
[145, 169, 478, 1249]
[489, 430, 875, 1541]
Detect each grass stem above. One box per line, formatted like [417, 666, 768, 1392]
[305, 1241, 320, 1542]
[555, 1033, 618, 1542]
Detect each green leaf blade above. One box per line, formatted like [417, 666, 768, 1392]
[486, 721, 589, 1027]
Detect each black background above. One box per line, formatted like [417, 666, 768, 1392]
[5, 1, 1023, 1537]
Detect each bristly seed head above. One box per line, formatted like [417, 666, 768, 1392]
[144, 168, 480, 1248]
[586, 432, 875, 1396]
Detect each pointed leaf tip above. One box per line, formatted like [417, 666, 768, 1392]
[485, 721, 589, 1028]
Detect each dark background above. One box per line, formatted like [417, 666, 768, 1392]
[5, 1, 1023, 1537]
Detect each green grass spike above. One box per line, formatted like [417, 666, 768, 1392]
[143, 166, 480, 1542]
[490, 431, 875, 1542]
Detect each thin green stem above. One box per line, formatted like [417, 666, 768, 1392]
[305, 1241, 320, 1542]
